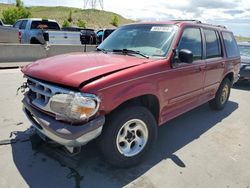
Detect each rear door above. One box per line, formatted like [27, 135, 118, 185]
[203, 29, 224, 94]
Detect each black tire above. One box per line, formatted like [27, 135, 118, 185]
[209, 78, 231, 110]
[98, 106, 158, 168]
[30, 38, 42, 44]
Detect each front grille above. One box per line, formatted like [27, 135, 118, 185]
[27, 77, 70, 111]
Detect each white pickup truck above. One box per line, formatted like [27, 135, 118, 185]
[0, 19, 19, 43]
[1, 18, 81, 45]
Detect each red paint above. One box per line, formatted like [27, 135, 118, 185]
[22, 21, 240, 126]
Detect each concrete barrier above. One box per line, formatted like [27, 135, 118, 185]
[0, 44, 96, 63]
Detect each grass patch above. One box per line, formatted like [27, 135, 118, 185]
[0, 3, 133, 29]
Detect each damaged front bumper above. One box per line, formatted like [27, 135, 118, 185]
[22, 96, 105, 148]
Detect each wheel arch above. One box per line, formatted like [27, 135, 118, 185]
[108, 94, 160, 124]
[223, 72, 234, 86]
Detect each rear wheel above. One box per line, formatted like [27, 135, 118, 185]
[30, 38, 41, 44]
[98, 106, 157, 168]
[209, 78, 231, 110]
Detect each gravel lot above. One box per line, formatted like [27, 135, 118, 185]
[0, 68, 250, 188]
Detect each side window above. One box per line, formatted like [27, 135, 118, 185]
[177, 28, 202, 61]
[222, 32, 240, 58]
[20, 20, 28, 30]
[13, 21, 21, 29]
[204, 29, 222, 58]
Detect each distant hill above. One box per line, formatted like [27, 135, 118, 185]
[235, 36, 250, 43]
[0, 3, 134, 29]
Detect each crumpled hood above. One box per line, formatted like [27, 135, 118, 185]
[22, 52, 152, 88]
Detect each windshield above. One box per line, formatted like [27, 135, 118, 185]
[98, 24, 177, 58]
[238, 45, 250, 57]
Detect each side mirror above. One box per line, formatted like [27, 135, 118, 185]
[178, 49, 193, 64]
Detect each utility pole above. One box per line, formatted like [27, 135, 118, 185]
[84, 0, 103, 10]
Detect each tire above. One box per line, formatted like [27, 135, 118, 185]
[30, 38, 41, 44]
[98, 106, 158, 168]
[209, 78, 231, 110]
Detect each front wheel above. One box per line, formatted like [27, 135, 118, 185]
[98, 106, 158, 168]
[209, 78, 231, 110]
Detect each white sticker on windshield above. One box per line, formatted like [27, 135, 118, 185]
[151, 27, 173, 32]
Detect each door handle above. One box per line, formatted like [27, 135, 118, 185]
[221, 62, 225, 67]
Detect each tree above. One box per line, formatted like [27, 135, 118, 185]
[68, 9, 73, 23]
[2, 0, 31, 24]
[111, 15, 119, 27]
[76, 19, 86, 28]
[2, 7, 31, 24]
[16, 0, 24, 8]
[62, 19, 70, 28]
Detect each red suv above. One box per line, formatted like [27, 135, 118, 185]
[21, 20, 240, 167]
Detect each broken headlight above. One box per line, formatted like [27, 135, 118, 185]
[49, 92, 100, 122]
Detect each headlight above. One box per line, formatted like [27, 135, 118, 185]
[49, 92, 100, 122]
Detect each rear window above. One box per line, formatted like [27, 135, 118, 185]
[81, 30, 95, 35]
[31, 21, 60, 30]
[204, 29, 222, 58]
[13, 21, 21, 28]
[20, 20, 28, 30]
[222, 32, 240, 58]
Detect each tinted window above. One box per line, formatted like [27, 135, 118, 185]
[103, 29, 115, 40]
[178, 28, 202, 61]
[13, 21, 21, 28]
[222, 32, 240, 58]
[31, 21, 60, 30]
[20, 20, 28, 30]
[204, 29, 221, 58]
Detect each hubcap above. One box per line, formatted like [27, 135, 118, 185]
[220, 84, 229, 104]
[116, 119, 149, 157]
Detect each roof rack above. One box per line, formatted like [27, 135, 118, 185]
[200, 22, 227, 29]
[171, 20, 202, 24]
[172, 19, 227, 29]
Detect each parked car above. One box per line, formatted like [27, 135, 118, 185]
[21, 20, 240, 167]
[238, 42, 250, 81]
[96, 29, 115, 44]
[13, 18, 81, 45]
[80, 29, 97, 45]
[0, 19, 12, 27]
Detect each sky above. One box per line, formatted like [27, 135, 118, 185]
[1, 0, 250, 37]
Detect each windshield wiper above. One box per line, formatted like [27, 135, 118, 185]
[96, 47, 108, 54]
[112, 49, 149, 59]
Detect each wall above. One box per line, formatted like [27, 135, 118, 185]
[0, 44, 97, 63]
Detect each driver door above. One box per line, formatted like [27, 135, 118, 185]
[161, 27, 206, 122]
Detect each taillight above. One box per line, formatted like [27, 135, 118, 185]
[18, 31, 22, 43]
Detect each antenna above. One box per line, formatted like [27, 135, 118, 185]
[84, 0, 103, 10]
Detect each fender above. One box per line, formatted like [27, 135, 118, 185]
[221, 57, 240, 83]
[98, 81, 160, 114]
